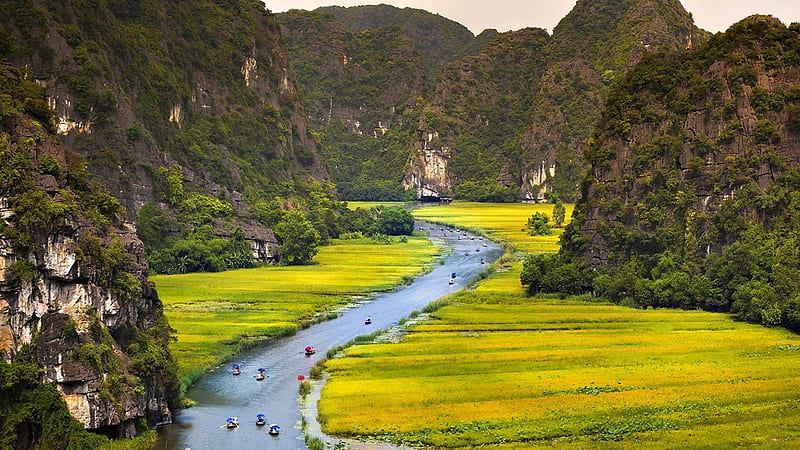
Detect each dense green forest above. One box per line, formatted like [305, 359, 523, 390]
[523, 17, 800, 332]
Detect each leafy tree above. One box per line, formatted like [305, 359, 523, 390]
[520, 253, 552, 293]
[274, 210, 321, 265]
[377, 207, 415, 236]
[552, 200, 566, 227]
[526, 212, 552, 236]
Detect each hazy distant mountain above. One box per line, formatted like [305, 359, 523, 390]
[316, 4, 495, 77]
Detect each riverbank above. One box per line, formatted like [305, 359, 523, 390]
[154, 225, 504, 449]
[151, 233, 442, 392]
[314, 202, 800, 448]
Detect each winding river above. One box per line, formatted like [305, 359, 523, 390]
[154, 223, 503, 449]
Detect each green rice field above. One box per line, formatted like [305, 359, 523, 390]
[316, 202, 800, 447]
[151, 236, 440, 386]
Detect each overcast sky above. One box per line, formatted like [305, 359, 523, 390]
[263, 0, 799, 36]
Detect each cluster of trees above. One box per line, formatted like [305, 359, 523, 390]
[522, 18, 800, 333]
[138, 171, 416, 273]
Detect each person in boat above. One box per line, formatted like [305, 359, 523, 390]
[226, 417, 239, 428]
[232, 364, 241, 375]
[255, 414, 266, 426]
[268, 424, 281, 435]
[304, 346, 315, 355]
[365, 316, 372, 324]
[255, 368, 266, 380]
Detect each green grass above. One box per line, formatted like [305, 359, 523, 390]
[152, 236, 440, 387]
[316, 203, 800, 448]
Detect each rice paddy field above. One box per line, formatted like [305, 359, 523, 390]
[346, 201, 408, 210]
[412, 201, 574, 253]
[316, 202, 800, 448]
[151, 236, 441, 386]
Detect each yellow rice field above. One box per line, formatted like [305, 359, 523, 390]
[317, 203, 800, 447]
[412, 201, 573, 253]
[151, 236, 440, 386]
[319, 296, 800, 447]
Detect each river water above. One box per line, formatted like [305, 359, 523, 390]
[154, 223, 503, 449]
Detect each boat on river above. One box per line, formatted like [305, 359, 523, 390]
[268, 424, 281, 435]
[304, 346, 316, 355]
[364, 316, 372, 325]
[226, 417, 239, 428]
[255, 414, 266, 426]
[255, 368, 265, 380]
[232, 364, 241, 375]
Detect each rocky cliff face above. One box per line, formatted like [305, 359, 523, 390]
[405, 0, 708, 202]
[404, 28, 551, 200]
[0, 0, 327, 245]
[0, 64, 177, 437]
[573, 16, 800, 268]
[278, 10, 427, 134]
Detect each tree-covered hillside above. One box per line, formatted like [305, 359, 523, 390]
[526, 16, 800, 332]
[315, 4, 492, 78]
[0, 0, 327, 237]
[278, 9, 428, 200]
[409, 0, 709, 203]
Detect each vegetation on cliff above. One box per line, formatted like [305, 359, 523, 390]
[0, 0, 330, 271]
[524, 16, 800, 332]
[278, 9, 427, 201]
[314, 4, 485, 78]
[0, 62, 178, 442]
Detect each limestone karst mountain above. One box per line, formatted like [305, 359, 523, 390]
[534, 16, 800, 331]
[1, 0, 327, 252]
[0, 63, 178, 443]
[279, 0, 709, 202]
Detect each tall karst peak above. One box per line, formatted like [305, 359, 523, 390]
[402, 0, 709, 203]
[315, 4, 481, 77]
[541, 16, 800, 329]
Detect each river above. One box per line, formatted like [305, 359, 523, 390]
[154, 223, 503, 449]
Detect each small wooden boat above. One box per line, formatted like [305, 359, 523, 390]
[255, 414, 266, 426]
[226, 417, 239, 428]
[268, 424, 281, 435]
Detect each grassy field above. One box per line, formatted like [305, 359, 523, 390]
[345, 201, 408, 210]
[151, 236, 441, 387]
[319, 294, 800, 447]
[316, 202, 800, 447]
[412, 201, 573, 253]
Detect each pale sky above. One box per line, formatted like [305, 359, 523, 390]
[263, 0, 800, 36]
